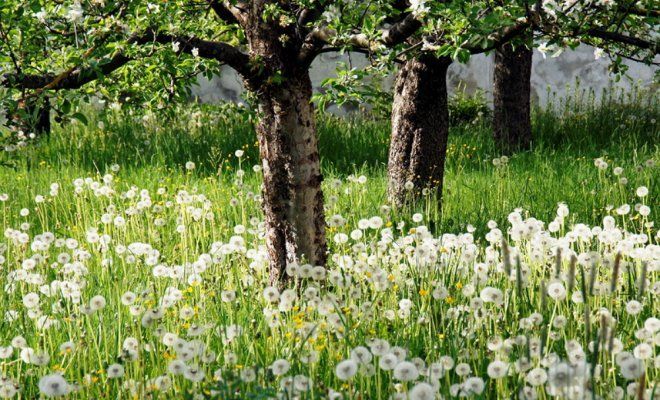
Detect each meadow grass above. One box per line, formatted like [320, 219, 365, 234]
[4, 86, 657, 234]
[0, 87, 657, 399]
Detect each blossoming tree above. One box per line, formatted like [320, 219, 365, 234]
[318, 0, 657, 205]
[0, 0, 413, 284]
[492, 0, 658, 153]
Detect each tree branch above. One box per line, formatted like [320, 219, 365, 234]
[1, 30, 141, 91]
[299, 11, 422, 65]
[1, 30, 254, 91]
[587, 28, 658, 52]
[207, 0, 247, 25]
[382, 13, 422, 46]
[464, 21, 533, 55]
[141, 29, 252, 75]
[207, 0, 240, 24]
[628, 6, 659, 17]
[0, 53, 132, 90]
[298, 3, 327, 27]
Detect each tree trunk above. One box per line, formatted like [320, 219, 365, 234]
[387, 55, 451, 207]
[493, 42, 532, 153]
[240, 3, 327, 286]
[254, 74, 327, 285]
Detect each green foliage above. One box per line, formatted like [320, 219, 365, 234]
[315, 77, 492, 128]
[448, 87, 491, 127]
[313, 62, 393, 119]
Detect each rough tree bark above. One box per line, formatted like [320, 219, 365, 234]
[243, 5, 327, 284]
[254, 75, 327, 283]
[387, 55, 451, 207]
[492, 42, 533, 153]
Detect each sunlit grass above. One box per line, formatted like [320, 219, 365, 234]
[0, 87, 657, 399]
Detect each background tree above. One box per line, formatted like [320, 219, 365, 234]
[1, 0, 396, 284]
[318, 0, 657, 207]
[492, 36, 533, 153]
[316, 0, 532, 206]
[492, 0, 658, 154]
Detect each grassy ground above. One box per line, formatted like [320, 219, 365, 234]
[3, 86, 657, 235]
[0, 87, 657, 399]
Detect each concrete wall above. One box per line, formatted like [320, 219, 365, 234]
[191, 45, 658, 108]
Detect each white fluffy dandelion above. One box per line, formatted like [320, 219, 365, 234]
[270, 359, 291, 376]
[38, 374, 70, 397]
[487, 360, 509, 379]
[107, 364, 125, 379]
[408, 382, 435, 400]
[335, 359, 358, 381]
[393, 361, 419, 381]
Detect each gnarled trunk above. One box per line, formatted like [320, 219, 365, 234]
[255, 74, 327, 284]
[493, 42, 532, 153]
[239, 3, 328, 286]
[388, 55, 451, 207]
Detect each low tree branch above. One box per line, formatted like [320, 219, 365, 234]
[0, 53, 132, 90]
[299, 11, 421, 65]
[1, 30, 253, 91]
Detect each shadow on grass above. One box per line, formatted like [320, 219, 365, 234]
[5, 85, 658, 176]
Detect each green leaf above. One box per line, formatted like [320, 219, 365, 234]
[71, 113, 88, 125]
[61, 99, 71, 114]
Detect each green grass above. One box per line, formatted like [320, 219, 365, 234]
[0, 87, 657, 399]
[3, 86, 658, 235]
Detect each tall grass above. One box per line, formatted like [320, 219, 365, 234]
[0, 86, 657, 399]
[2, 85, 658, 235]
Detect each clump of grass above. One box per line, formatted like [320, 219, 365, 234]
[448, 86, 491, 127]
[534, 83, 659, 152]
